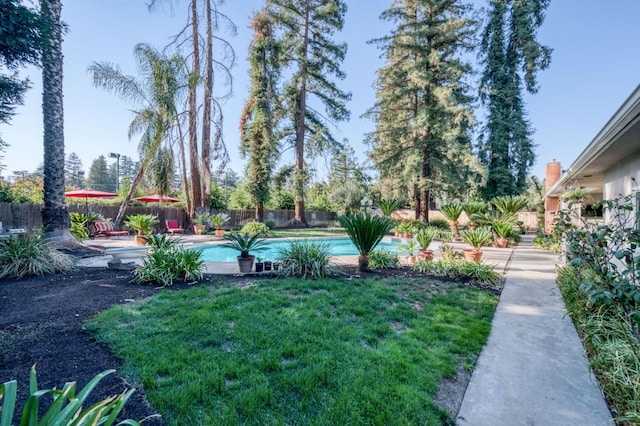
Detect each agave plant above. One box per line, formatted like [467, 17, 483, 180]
[338, 213, 395, 271]
[440, 204, 464, 239]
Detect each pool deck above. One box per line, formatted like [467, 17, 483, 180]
[76, 233, 516, 276]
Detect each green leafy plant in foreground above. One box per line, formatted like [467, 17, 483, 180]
[412, 258, 501, 287]
[86, 278, 498, 425]
[133, 235, 204, 286]
[276, 239, 333, 279]
[368, 248, 399, 269]
[339, 213, 395, 271]
[0, 366, 140, 426]
[0, 236, 75, 279]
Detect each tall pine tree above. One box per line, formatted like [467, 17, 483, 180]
[267, 0, 351, 226]
[366, 0, 483, 221]
[478, 0, 551, 198]
[239, 9, 281, 222]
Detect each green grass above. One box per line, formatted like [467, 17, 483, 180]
[267, 227, 347, 239]
[86, 277, 498, 425]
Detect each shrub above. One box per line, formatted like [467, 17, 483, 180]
[0, 366, 141, 426]
[338, 213, 395, 271]
[368, 249, 399, 269]
[133, 235, 204, 286]
[0, 236, 75, 279]
[427, 218, 449, 230]
[264, 219, 276, 229]
[69, 212, 103, 241]
[241, 221, 270, 237]
[276, 240, 333, 279]
[412, 258, 500, 287]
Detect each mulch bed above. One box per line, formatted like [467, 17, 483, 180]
[0, 265, 494, 424]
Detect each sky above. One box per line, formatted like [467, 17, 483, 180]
[2, 0, 640, 184]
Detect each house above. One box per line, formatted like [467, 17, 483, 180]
[545, 84, 640, 232]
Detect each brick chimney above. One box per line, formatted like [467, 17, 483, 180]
[544, 160, 561, 234]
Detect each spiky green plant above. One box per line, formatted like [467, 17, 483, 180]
[133, 236, 204, 286]
[0, 236, 75, 279]
[124, 214, 159, 236]
[69, 212, 103, 241]
[412, 258, 500, 287]
[378, 199, 400, 217]
[210, 213, 230, 229]
[462, 201, 489, 216]
[275, 240, 333, 279]
[368, 249, 399, 269]
[338, 213, 395, 271]
[415, 228, 437, 251]
[440, 204, 464, 239]
[492, 221, 513, 239]
[491, 195, 528, 215]
[222, 232, 266, 258]
[461, 227, 494, 250]
[0, 366, 141, 426]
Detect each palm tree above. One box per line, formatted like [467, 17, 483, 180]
[88, 44, 187, 229]
[40, 0, 77, 245]
[440, 204, 464, 240]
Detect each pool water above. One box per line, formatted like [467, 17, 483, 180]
[198, 237, 402, 262]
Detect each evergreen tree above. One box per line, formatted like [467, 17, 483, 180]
[64, 152, 83, 187]
[366, 0, 483, 222]
[478, 0, 551, 198]
[267, 0, 351, 226]
[239, 9, 281, 222]
[86, 155, 114, 192]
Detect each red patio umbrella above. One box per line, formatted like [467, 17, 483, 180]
[65, 189, 117, 210]
[134, 194, 181, 203]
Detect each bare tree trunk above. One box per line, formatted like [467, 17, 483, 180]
[413, 184, 420, 220]
[188, 0, 202, 215]
[177, 117, 192, 215]
[40, 0, 76, 246]
[200, 0, 213, 209]
[420, 128, 431, 223]
[113, 165, 147, 230]
[293, 0, 310, 227]
[256, 203, 264, 223]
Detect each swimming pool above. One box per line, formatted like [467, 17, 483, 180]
[198, 237, 403, 262]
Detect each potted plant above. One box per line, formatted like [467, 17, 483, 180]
[222, 232, 266, 273]
[399, 239, 419, 265]
[255, 257, 265, 273]
[192, 214, 210, 235]
[492, 221, 513, 248]
[415, 228, 436, 261]
[460, 227, 493, 262]
[263, 259, 272, 271]
[210, 213, 230, 238]
[124, 214, 159, 245]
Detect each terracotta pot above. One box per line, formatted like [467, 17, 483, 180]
[237, 256, 255, 273]
[402, 233, 411, 239]
[194, 225, 205, 235]
[463, 249, 482, 262]
[418, 249, 434, 261]
[135, 235, 147, 246]
[405, 255, 417, 265]
[496, 237, 508, 248]
[215, 229, 225, 238]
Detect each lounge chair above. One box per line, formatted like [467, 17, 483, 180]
[166, 219, 184, 234]
[93, 221, 129, 239]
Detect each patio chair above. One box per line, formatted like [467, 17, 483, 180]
[166, 219, 184, 234]
[92, 221, 129, 239]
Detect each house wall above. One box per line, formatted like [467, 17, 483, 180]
[603, 151, 640, 225]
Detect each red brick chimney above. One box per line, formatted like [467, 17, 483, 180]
[544, 160, 561, 234]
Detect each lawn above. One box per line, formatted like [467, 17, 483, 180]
[86, 276, 497, 425]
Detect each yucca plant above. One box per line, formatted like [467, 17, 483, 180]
[338, 213, 395, 271]
[440, 204, 464, 239]
[0, 236, 75, 279]
[0, 366, 141, 426]
[378, 199, 400, 217]
[275, 239, 333, 279]
[491, 195, 528, 215]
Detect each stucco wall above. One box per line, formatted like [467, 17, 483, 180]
[603, 151, 640, 224]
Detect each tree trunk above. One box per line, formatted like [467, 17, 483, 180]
[188, 0, 202, 216]
[40, 0, 76, 246]
[200, 0, 213, 209]
[113, 165, 147, 230]
[256, 203, 264, 223]
[413, 184, 420, 220]
[420, 130, 431, 223]
[177, 116, 192, 216]
[293, 0, 310, 227]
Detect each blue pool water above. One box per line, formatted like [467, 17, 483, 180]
[198, 237, 402, 262]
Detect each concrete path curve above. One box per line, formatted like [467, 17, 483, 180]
[457, 235, 613, 425]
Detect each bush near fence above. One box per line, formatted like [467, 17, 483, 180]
[0, 203, 336, 233]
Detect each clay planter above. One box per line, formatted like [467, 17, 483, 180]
[134, 235, 147, 246]
[194, 225, 206, 235]
[463, 249, 482, 262]
[215, 229, 225, 238]
[496, 237, 508, 248]
[418, 249, 434, 261]
[405, 255, 417, 265]
[237, 256, 255, 273]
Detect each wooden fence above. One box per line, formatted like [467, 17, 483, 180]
[0, 203, 337, 233]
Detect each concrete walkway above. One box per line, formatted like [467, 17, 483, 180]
[457, 235, 613, 425]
